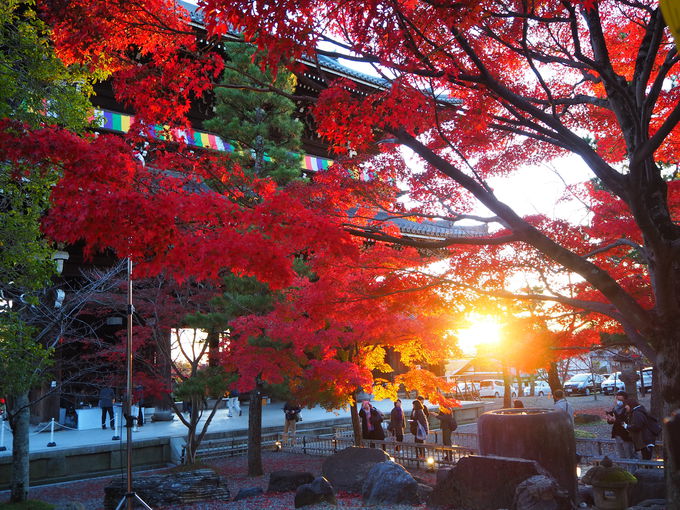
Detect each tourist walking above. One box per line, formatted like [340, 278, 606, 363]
[625, 399, 661, 460]
[606, 390, 636, 459]
[388, 399, 406, 450]
[410, 399, 429, 458]
[227, 388, 241, 418]
[553, 389, 574, 427]
[359, 400, 385, 447]
[283, 401, 302, 446]
[99, 386, 115, 430]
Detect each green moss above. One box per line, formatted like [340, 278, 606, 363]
[596, 470, 637, 484]
[167, 462, 215, 474]
[574, 429, 598, 438]
[0, 500, 54, 510]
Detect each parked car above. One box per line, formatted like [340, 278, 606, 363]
[523, 380, 552, 397]
[601, 368, 653, 395]
[479, 379, 517, 398]
[563, 373, 603, 396]
[601, 372, 624, 395]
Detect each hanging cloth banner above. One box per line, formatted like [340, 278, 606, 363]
[93, 109, 334, 173]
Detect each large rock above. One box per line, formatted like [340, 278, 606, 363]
[630, 468, 665, 505]
[428, 455, 548, 510]
[321, 446, 390, 493]
[478, 408, 577, 501]
[295, 476, 337, 508]
[362, 461, 421, 506]
[103, 469, 229, 510]
[267, 470, 315, 492]
[511, 475, 571, 510]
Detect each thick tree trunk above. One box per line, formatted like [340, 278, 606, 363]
[649, 367, 662, 420]
[547, 362, 561, 396]
[247, 381, 263, 477]
[350, 392, 362, 446]
[516, 370, 524, 397]
[657, 336, 680, 510]
[184, 396, 200, 465]
[502, 365, 512, 408]
[10, 391, 30, 503]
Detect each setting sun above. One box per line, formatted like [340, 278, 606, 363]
[455, 316, 503, 356]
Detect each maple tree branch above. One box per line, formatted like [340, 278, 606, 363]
[632, 100, 680, 167]
[449, 26, 629, 199]
[583, 239, 648, 262]
[392, 129, 653, 336]
[642, 47, 679, 127]
[479, 288, 624, 322]
[633, 8, 664, 112]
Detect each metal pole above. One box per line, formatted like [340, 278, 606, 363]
[126, 257, 134, 510]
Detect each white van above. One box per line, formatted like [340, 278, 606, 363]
[479, 379, 517, 398]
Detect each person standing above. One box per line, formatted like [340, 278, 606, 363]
[359, 400, 385, 446]
[411, 399, 429, 458]
[227, 388, 241, 418]
[553, 389, 574, 427]
[625, 399, 661, 460]
[134, 384, 144, 428]
[388, 399, 406, 450]
[434, 406, 457, 461]
[417, 395, 430, 419]
[283, 401, 302, 446]
[606, 391, 635, 459]
[99, 386, 115, 430]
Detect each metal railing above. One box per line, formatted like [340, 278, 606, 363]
[282, 433, 474, 470]
[191, 427, 663, 473]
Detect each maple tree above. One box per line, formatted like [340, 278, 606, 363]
[5, 0, 680, 501]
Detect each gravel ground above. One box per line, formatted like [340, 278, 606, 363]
[15, 452, 436, 510]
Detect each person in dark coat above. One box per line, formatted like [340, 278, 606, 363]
[625, 399, 659, 460]
[417, 395, 430, 418]
[283, 401, 302, 446]
[434, 406, 457, 461]
[606, 390, 635, 459]
[359, 400, 385, 445]
[411, 399, 429, 458]
[388, 399, 406, 450]
[99, 386, 115, 430]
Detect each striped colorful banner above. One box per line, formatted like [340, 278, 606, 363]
[94, 109, 333, 172]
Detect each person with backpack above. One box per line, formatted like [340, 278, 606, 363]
[605, 390, 636, 459]
[625, 399, 661, 460]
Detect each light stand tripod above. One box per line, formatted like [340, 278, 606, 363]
[115, 258, 153, 510]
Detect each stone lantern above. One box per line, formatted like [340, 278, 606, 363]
[613, 349, 639, 398]
[582, 456, 637, 509]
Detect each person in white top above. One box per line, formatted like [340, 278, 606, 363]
[553, 389, 574, 427]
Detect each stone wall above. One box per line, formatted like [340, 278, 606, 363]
[0, 437, 171, 488]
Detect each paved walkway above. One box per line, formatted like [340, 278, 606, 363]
[0, 398, 460, 456]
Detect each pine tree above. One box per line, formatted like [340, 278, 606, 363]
[204, 42, 303, 186]
[197, 43, 304, 476]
